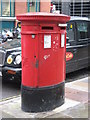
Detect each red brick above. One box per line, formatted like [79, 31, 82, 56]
[15, 1, 27, 16]
[40, 0, 51, 12]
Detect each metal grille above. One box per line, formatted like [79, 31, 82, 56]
[70, 2, 90, 17]
[51, 1, 62, 13]
[55, 2, 62, 13]
[0, 50, 6, 66]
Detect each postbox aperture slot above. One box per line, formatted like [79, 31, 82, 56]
[61, 27, 65, 30]
[42, 26, 53, 30]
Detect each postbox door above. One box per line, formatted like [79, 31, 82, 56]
[22, 34, 38, 87]
[38, 32, 66, 87]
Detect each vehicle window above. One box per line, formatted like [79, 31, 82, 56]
[77, 22, 88, 41]
[66, 22, 75, 42]
[88, 21, 90, 39]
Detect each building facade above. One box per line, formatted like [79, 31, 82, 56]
[0, 0, 15, 31]
[51, 0, 90, 18]
[0, 0, 90, 31]
[0, 0, 51, 31]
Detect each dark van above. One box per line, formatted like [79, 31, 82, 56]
[66, 17, 90, 73]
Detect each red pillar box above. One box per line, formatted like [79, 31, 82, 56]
[17, 12, 70, 112]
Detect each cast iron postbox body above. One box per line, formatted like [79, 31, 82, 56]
[17, 12, 70, 112]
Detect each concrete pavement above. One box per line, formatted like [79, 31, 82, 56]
[0, 77, 88, 118]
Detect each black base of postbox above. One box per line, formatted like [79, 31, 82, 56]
[21, 82, 65, 113]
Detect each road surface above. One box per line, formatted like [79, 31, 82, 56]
[0, 68, 89, 101]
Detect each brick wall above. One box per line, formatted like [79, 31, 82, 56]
[15, 0, 27, 26]
[15, 0, 27, 16]
[15, 0, 51, 16]
[40, 0, 51, 12]
[15, 0, 51, 26]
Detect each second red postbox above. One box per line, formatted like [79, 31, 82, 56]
[17, 12, 70, 112]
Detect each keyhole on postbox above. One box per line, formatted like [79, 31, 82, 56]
[34, 56, 36, 58]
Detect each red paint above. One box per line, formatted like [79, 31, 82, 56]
[17, 12, 70, 88]
[66, 52, 73, 61]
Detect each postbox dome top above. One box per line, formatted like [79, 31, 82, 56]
[17, 12, 70, 24]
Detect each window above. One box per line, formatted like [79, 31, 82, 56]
[0, 22, 1, 28]
[0, 0, 15, 17]
[2, 0, 10, 16]
[70, 2, 90, 18]
[27, 0, 40, 12]
[88, 22, 90, 39]
[66, 22, 75, 42]
[51, 1, 62, 13]
[11, 0, 15, 17]
[0, 0, 1, 16]
[77, 22, 88, 41]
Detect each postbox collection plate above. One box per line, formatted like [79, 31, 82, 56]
[44, 35, 51, 49]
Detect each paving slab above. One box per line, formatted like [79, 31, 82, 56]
[0, 97, 80, 118]
[0, 77, 88, 118]
[65, 87, 88, 103]
[66, 77, 88, 92]
[62, 103, 88, 118]
[2, 112, 15, 118]
[47, 103, 88, 118]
